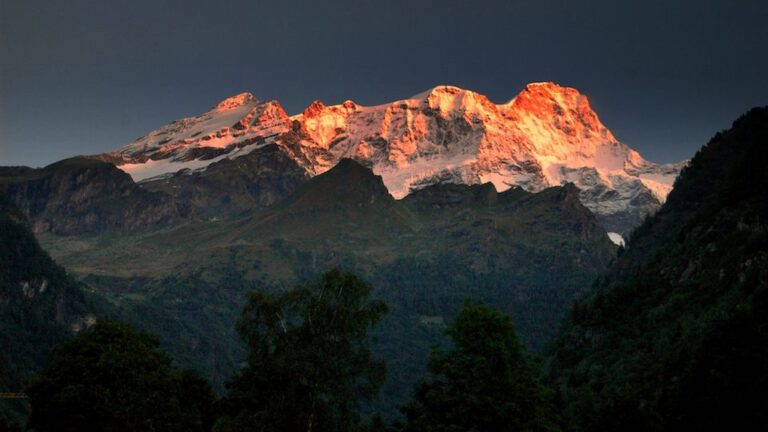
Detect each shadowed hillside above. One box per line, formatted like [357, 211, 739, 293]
[549, 107, 768, 432]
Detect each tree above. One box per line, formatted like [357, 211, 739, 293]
[0, 418, 22, 432]
[215, 269, 388, 432]
[401, 299, 559, 432]
[26, 320, 215, 432]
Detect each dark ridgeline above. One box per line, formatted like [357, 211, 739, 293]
[0, 146, 311, 236]
[7, 156, 613, 418]
[0, 158, 184, 235]
[0, 154, 616, 423]
[549, 107, 768, 431]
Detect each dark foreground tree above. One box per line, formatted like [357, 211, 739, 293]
[26, 320, 215, 432]
[401, 299, 559, 432]
[0, 418, 22, 432]
[215, 269, 388, 432]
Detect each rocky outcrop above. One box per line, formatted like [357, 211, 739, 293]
[0, 158, 185, 235]
[139, 144, 310, 218]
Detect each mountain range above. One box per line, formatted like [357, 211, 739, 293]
[98, 82, 683, 237]
[0, 81, 765, 428]
[0, 83, 688, 419]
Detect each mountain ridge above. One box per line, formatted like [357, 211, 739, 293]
[0, 157, 186, 235]
[549, 106, 768, 431]
[105, 82, 684, 236]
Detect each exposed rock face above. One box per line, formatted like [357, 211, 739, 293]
[282, 83, 683, 236]
[0, 158, 184, 235]
[106, 83, 685, 235]
[400, 182, 501, 211]
[139, 144, 310, 218]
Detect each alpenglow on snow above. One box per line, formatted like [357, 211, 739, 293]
[101, 82, 685, 235]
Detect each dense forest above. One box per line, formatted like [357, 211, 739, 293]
[549, 107, 768, 431]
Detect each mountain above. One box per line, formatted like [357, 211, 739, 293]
[104, 83, 684, 236]
[0, 194, 102, 420]
[132, 144, 309, 219]
[548, 107, 768, 431]
[0, 157, 186, 235]
[36, 160, 616, 417]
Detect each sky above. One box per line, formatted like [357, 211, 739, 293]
[1, 0, 766, 167]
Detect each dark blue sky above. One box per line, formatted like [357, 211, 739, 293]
[1, 0, 766, 167]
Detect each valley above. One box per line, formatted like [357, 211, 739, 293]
[31, 159, 615, 415]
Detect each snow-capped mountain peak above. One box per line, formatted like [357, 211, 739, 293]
[104, 83, 686, 235]
[424, 85, 498, 117]
[213, 92, 258, 111]
[512, 83, 609, 133]
[113, 95, 291, 182]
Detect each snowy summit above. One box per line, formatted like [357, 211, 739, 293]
[103, 82, 686, 234]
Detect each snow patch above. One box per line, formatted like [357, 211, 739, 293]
[638, 172, 676, 202]
[119, 141, 272, 182]
[607, 232, 626, 247]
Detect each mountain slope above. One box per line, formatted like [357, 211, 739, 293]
[137, 144, 310, 218]
[549, 107, 768, 431]
[37, 159, 616, 417]
[0, 194, 102, 420]
[110, 93, 292, 180]
[0, 158, 185, 235]
[105, 83, 684, 235]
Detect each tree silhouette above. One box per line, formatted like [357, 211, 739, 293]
[401, 299, 558, 432]
[27, 320, 214, 432]
[216, 269, 388, 432]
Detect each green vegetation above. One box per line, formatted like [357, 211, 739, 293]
[549, 107, 768, 431]
[401, 299, 559, 432]
[0, 194, 100, 421]
[17, 273, 566, 432]
[27, 320, 215, 432]
[34, 164, 614, 416]
[215, 269, 387, 432]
